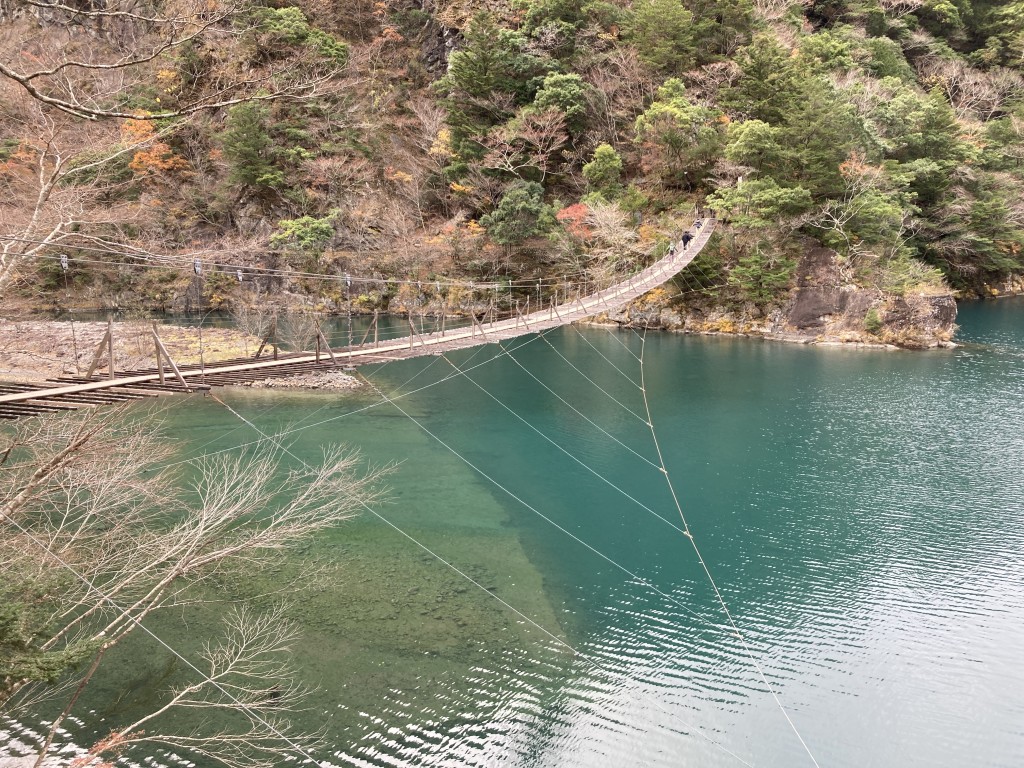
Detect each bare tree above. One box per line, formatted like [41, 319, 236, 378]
[0, 0, 342, 121]
[482, 108, 569, 182]
[1, 406, 386, 767]
[278, 306, 321, 352]
[877, 0, 924, 18]
[0, 88, 156, 291]
[0, 0, 351, 292]
[584, 201, 648, 285]
[231, 300, 274, 355]
[916, 56, 1024, 121]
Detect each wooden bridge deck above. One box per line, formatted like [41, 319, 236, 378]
[0, 219, 715, 420]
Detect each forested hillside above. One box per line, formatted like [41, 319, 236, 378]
[2, 0, 1022, 342]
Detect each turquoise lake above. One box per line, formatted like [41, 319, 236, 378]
[3, 299, 1023, 767]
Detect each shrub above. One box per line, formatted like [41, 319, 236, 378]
[864, 307, 883, 334]
[582, 144, 623, 195]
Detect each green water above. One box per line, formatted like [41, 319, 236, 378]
[5, 300, 1024, 767]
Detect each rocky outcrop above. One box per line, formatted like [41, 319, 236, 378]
[610, 245, 958, 349]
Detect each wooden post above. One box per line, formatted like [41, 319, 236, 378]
[440, 307, 446, 337]
[152, 324, 190, 390]
[357, 320, 373, 349]
[317, 327, 338, 365]
[516, 303, 531, 330]
[196, 318, 205, 380]
[86, 319, 113, 379]
[153, 323, 164, 385]
[106, 317, 114, 380]
[373, 311, 379, 348]
[254, 316, 277, 360]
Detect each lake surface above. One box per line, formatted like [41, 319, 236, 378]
[4, 299, 1024, 767]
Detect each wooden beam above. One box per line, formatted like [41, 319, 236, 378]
[317, 326, 338, 365]
[152, 324, 190, 390]
[86, 319, 113, 379]
[107, 317, 115, 380]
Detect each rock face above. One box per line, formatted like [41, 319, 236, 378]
[610, 245, 958, 349]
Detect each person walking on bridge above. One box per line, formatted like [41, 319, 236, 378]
[681, 232, 692, 249]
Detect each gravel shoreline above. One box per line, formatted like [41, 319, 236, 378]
[234, 370, 363, 390]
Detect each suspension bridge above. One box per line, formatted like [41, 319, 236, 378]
[0, 218, 715, 420]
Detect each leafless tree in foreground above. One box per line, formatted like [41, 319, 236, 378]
[1, 405, 387, 767]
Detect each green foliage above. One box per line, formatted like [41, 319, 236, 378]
[782, 77, 864, 197]
[799, 29, 856, 72]
[863, 38, 915, 81]
[678, 239, 724, 293]
[879, 255, 948, 295]
[707, 178, 813, 227]
[532, 73, 589, 133]
[960, 178, 1024, 273]
[1, 585, 100, 696]
[864, 1, 888, 37]
[635, 79, 724, 188]
[480, 181, 555, 244]
[722, 34, 804, 125]
[252, 7, 349, 64]
[727, 249, 797, 304]
[220, 103, 283, 191]
[517, 0, 619, 58]
[582, 144, 623, 195]
[923, 0, 964, 27]
[689, 0, 755, 64]
[435, 14, 553, 158]
[864, 307, 883, 334]
[0, 137, 22, 161]
[624, 0, 695, 73]
[271, 212, 338, 251]
[982, 110, 1024, 172]
[723, 119, 785, 175]
[618, 184, 651, 213]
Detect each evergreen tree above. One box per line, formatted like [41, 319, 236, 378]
[634, 79, 724, 188]
[724, 119, 785, 176]
[480, 181, 555, 244]
[435, 14, 553, 158]
[780, 76, 864, 198]
[624, 0, 696, 73]
[532, 73, 590, 134]
[722, 35, 803, 125]
[220, 103, 283, 191]
[582, 144, 624, 195]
